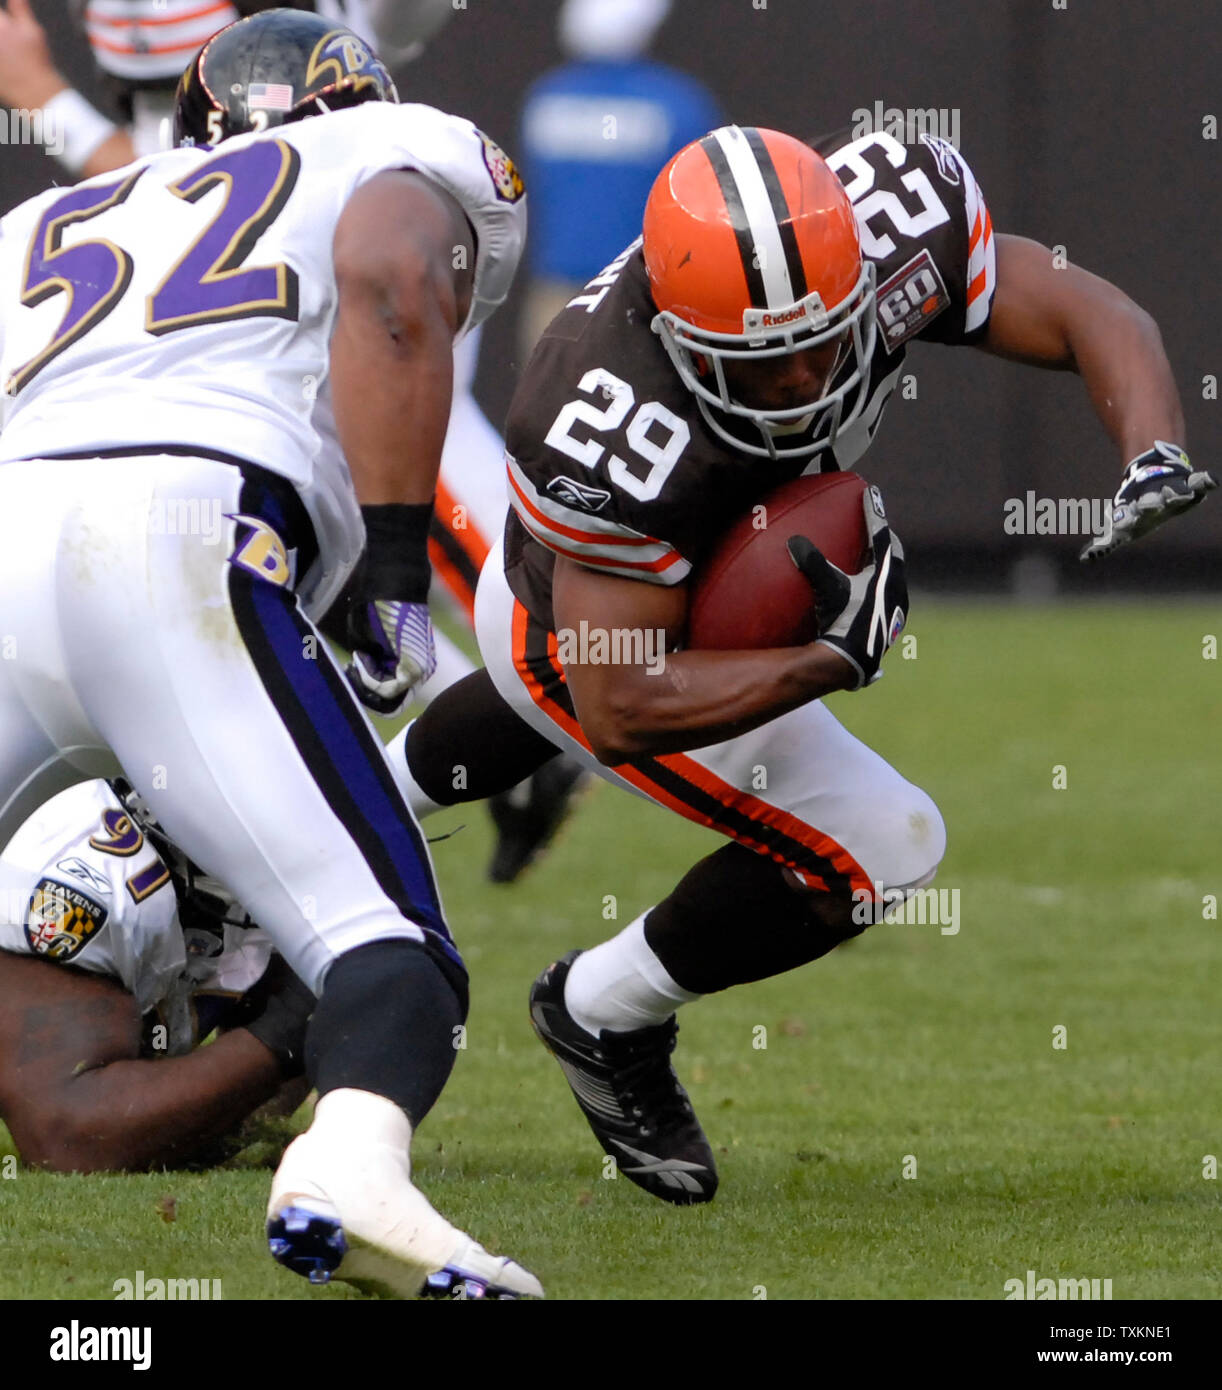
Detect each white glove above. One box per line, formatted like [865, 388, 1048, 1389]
[1080, 441, 1216, 562]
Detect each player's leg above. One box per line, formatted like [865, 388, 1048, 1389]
[52, 454, 537, 1296]
[387, 667, 591, 882]
[0, 464, 122, 850]
[528, 743, 937, 1205]
[472, 533, 944, 1202]
[394, 669, 566, 811]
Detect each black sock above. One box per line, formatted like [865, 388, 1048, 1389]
[405, 669, 561, 805]
[643, 843, 866, 995]
[306, 939, 466, 1126]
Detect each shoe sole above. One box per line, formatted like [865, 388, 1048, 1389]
[268, 1205, 538, 1299]
[268, 1204, 431, 1298]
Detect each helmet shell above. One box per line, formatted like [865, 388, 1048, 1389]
[173, 10, 397, 147]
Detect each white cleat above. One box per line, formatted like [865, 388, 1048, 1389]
[266, 1089, 543, 1300]
[421, 1236, 545, 1300]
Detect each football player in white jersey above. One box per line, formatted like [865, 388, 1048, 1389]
[0, 779, 318, 1172]
[0, 10, 537, 1299]
[173, 13, 591, 884]
[0, 0, 590, 883]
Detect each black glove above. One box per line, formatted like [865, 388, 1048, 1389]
[787, 484, 908, 690]
[1080, 441, 1216, 562]
[235, 956, 316, 1079]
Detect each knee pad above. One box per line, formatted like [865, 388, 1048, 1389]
[860, 785, 947, 896]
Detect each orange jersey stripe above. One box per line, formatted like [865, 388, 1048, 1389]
[87, 2, 232, 30]
[507, 467, 666, 551]
[965, 266, 987, 307]
[653, 748, 871, 892]
[518, 521, 684, 576]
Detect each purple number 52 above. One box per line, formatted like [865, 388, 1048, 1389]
[6, 140, 301, 395]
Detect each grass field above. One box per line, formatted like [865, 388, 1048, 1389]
[1, 599, 1219, 1301]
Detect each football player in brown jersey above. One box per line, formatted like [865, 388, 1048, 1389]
[394, 124, 1213, 1204]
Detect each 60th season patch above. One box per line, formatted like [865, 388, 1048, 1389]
[25, 877, 108, 963]
[875, 247, 951, 353]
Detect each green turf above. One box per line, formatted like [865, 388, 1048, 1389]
[2, 599, 1219, 1300]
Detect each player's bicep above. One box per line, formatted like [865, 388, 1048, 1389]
[553, 556, 689, 637]
[978, 233, 1102, 369]
[332, 170, 474, 348]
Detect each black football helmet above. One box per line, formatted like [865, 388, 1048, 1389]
[173, 8, 397, 148]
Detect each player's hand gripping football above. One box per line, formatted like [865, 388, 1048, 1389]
[344, 504, 438, 716]
[787, 485, 908, 690]
[1079, 441, 1216, 562]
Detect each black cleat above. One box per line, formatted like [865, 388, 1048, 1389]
[487, 755, 588, 884]
[529, 951, 717, 1205]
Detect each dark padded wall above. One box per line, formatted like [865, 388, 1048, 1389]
[2, 0, 1217, 584]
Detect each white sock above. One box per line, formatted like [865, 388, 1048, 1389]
[565, 914, 701, 1036]
[385, 719, 445, 818]
[309, 1086, 411, 1153]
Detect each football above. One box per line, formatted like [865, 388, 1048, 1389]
[685, 471, 871, 650]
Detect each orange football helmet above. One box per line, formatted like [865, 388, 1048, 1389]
[643, 125, 876, 460]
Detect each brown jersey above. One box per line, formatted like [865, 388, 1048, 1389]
[503, 127, 997, 631]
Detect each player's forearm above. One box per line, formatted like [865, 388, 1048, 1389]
[988, 238, 1185, 461]
[330, 294, 454, 506]
[331, 174, 471, 507]
[571, 644, 854, 763]
[1062, 283, 1185, 461]
[23, 1030, 281, 1173]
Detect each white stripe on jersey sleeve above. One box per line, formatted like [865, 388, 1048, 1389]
[712, 126, 795, 309]
[506, 455, 690, 583]
[948, 145, 998, 334]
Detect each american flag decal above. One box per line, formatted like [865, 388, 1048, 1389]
[249, 82, 294, 112]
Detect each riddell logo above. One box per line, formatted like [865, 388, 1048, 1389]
[760, 305, 807, 328]
[743, 290, 827, 335]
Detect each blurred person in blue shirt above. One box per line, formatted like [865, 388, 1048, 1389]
[518, 0, 722, 354]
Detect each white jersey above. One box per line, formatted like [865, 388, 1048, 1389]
[0, 102, 527, 616]
[0, 782, 273, 1057]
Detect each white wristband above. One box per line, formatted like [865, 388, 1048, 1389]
[41, 88, 120, 176]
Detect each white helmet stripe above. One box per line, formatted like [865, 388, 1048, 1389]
[710, 125, 795, 310]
